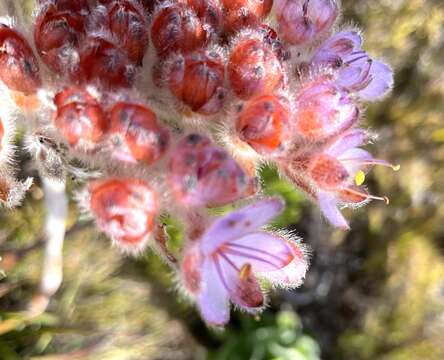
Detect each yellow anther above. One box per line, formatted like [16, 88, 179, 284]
[392, 164, 401, 171]
[239, 263, 252, 280]
[355, 170, 366, 186]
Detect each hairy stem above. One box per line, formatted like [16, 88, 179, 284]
[29, 178, 68, 315]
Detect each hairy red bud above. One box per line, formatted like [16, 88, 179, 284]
[228, 36, 284, 100]
[0, 25, 41, 94]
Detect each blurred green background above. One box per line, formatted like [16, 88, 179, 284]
[1, 0, 444, 359]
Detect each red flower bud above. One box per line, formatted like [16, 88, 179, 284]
[236, 94, 291, 155]
[228, 35, 284, 100]
[222, 0, 273, 34]
[98, 0, 158, 13]
[0, 25, 41, 94]
[182, 0, 223, 31]
[109, 102, 170, 164]
[38, 0, 90, 12]
[293, 75, 359, 141]
[259, 24, 291, 62]
[54, 85, 97, 108]
[168, 134, 256, 207]
[151, 3, 209, 58]
[74, 36, 136, 88]
[54, 87, 108, 148]
[275, 0, 338, 45]
[34, 5, 86, 73]
[100, 0, 149, 65]
[89, 178, 158, 250]
[167, 50, 227, 115]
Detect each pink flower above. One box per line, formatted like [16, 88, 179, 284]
[181, 198, 308, 325]
[275, 0, 338, 45]
[168, 134, 256, 208]
[282, 129, 399, 229]
[88, 178, 158, 253]
[312, 30, 394, 101]
[293, 74, 359, 142]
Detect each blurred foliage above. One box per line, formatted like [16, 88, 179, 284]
[208, 310, 320, 360]
[0, 189, 199, 359]
[1, 0, 444, 359]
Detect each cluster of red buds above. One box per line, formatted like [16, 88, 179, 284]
[0, 0, 396, 325]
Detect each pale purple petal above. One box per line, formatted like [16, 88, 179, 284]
[200, 198, 285, 256]
[197, 258, 230, 326]
[337, 55, 372, 90]
[313, 30, 362, 66]
[276, 0, 338, 45]
[357, 60, 394, 101]
[327, 129, 368, 157]
[223, 232, 296, 273]
[318, 191, 350, 229]
[222, 232, 308, 287]
[338, 148, 373, 175]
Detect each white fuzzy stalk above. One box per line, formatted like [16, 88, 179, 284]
[40, 177, 68, 299]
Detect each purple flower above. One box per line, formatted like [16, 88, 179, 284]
[275, 0, 338, 45]
[312, 30, 394, 101]
[293, 74, 360, 141]
[180, 198, 308, 326]
[282, 129, 399, 229]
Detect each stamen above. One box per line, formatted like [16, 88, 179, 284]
[344, 187, 390, 205]
[341, 157, 400, 171]
[239, 263, 252, 280]
[354, 170, 366, 186]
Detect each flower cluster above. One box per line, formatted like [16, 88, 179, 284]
[0, 0, 395, 325]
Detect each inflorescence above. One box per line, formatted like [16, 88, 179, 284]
[0, 0, 396, 326]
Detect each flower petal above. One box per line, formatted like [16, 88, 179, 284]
[318, 191, 350, 229]
[313, 30, 362, 65]
[222, 232, 308, 287]
[338, 148, 373, 175]
[197, 258, 230, 326]
[327, 129, 368, 157]
[200, 198, 284, 256]
[337, 54, 372, 90]
[181, 246, 203, 294]
[357, 60, 394, 101]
